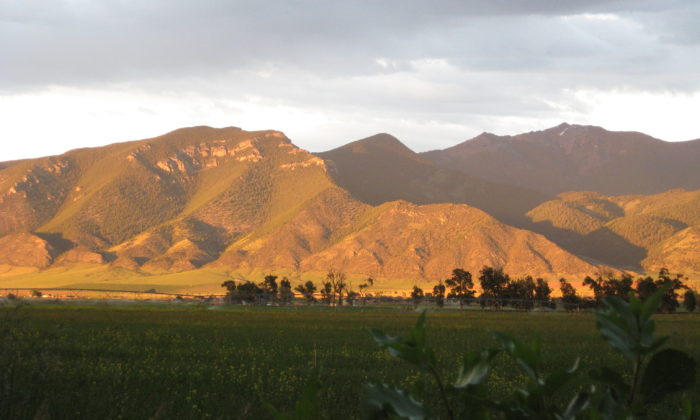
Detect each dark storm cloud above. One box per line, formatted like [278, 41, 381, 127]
[1, 0, 698, 91]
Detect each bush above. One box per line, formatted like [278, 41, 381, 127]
[359, 286, 698, 419]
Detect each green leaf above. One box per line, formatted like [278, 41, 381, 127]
[682, 397, 699, 420]
[360, 384, 430, 420]
[369, 311, 436, 371]
[557, 391, 591, 420]
[542, 357, 580, 394]
[596, 297, 638, 359]
[590, 366, 630, 403]
[453, 349, 499, 388]
[491, 331, 539, 380]
[640, 349, 696, 404]
[640, 284, 670, 320]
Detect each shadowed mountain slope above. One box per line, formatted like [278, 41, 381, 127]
[316, 133, 549, 225]
[422, 123, 700, 196]
[526, 189, 700, 273]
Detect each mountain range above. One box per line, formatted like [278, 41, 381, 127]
[1, 123, 698, 293]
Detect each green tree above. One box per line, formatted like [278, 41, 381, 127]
[635, 276, 657, 301]
[478, 266, 509, 309]
[279, 277, 294, 304]
[294, 281, 317, 305]
[432, 281, 445, 308]
[444, 268, 475, 309]
[358, 277, 374, 305]
[583, 272, 633, 305]
[221, 280, 238, 304]
[237, 281, 263, 304]
[410, 286, 424, 308]
[320, 282, 333, 305]
[534, 278, 552, 308]
[260, 275, 279, 303]
[559, 278, 580, 312]
[506, 276, 536, 310]
[655, 268, 687, 313]
[326, 270, 347, 306]
[346, 290, 359, 306]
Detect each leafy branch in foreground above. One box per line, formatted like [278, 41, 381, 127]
[360, 286, 697, 419]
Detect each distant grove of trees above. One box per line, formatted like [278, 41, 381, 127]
[222, 266, 698, 313]
[221, 270, 375, 307]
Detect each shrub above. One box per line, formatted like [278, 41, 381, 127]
[360, 286, 697, 419]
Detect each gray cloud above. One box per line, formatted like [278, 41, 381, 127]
[0, 0, 698, 156]
[2, 0, 698, 88]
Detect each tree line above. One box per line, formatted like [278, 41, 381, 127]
[221, 266, 698, 312]
[221, 271, 374, 306]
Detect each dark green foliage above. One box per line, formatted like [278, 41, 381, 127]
[534, 278, 552, 307]
[361, 384, 429, 420]
[221, 280, 264, 304]
[410, 286, 424, 307]
[504, 276, 536, 310]
[632, 269, 689, 313]
[444, 268, 475, 309]
[655, 268, 688, 313]
[636, 276, 657, 302]
[320, 282, 333, 305]
[221, 280, 237, 303]
[583, 272, 634, 305]
[260, 275, 279, 303]
[358, 278, 375, 305]
[559, 278, 580, 312]
[640, 349, 696, 404]
[582, 268, 689, 313]
[432, 282, 445, 308]
[279, 277, 294, 304]
[326, 270, 347, 306]
[478, 266, 509, 309]
[346, 290, 360, 306]
[294, 281, 317, 304]
[362, 287, 698, 419]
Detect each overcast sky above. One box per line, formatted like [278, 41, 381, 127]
[1, 0, 699, 161]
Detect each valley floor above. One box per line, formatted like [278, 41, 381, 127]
[0, 304, 697, 419]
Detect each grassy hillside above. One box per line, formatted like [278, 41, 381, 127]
[526, 189, 700, 274]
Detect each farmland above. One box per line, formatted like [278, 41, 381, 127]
[1, 303, 698, 419]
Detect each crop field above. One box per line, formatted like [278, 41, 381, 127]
[1, 304, 698, 419]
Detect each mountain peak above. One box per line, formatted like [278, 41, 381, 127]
[320, 133, 418, 159]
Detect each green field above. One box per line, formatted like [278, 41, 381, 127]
[1, 304, 698, 419]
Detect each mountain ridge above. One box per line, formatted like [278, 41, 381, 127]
[421, 123, 700, 195]
[1, 123, 698, 293]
